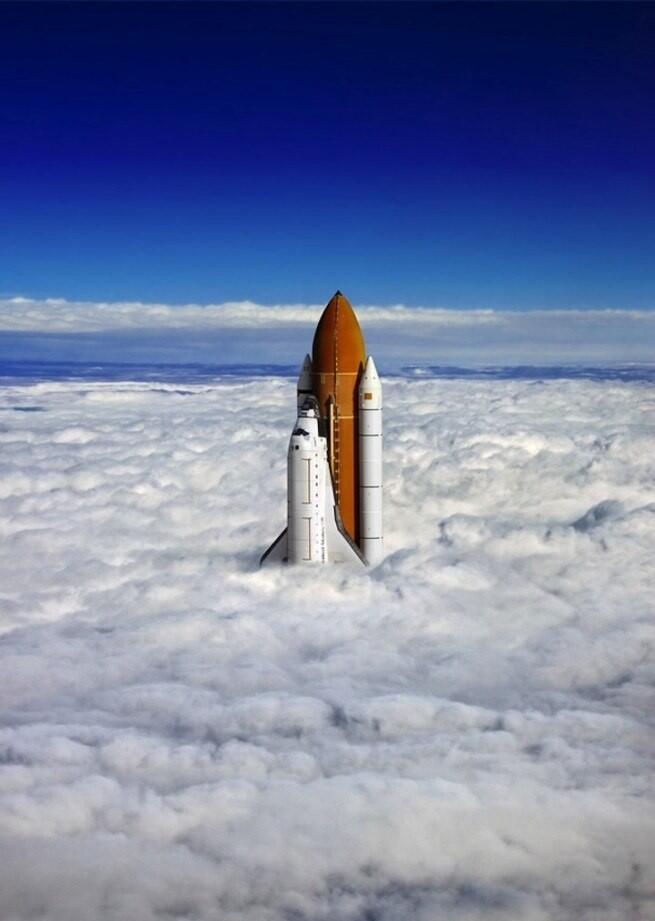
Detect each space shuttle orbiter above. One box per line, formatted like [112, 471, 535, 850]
[261, 291, 383, 567]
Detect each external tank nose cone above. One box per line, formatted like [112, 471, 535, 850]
[312, 291, 366, 373]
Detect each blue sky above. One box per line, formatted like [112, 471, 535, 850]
[1, 2, 653, 310]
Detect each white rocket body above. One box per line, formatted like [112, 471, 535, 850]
[358, 356, 383, 564]
[287, 408, 327, 563]
[261, 353, 383, 568]
[296, 353, 313, 411]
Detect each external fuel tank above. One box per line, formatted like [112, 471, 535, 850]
[311, 292, 366, 543]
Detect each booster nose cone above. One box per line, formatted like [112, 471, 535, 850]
[359, 355, 382, 409]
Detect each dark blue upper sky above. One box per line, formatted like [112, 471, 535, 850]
[1, 2, 653, 308]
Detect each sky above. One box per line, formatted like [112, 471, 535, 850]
[1, 2, 654, 310]
[2, 7, 654, 915]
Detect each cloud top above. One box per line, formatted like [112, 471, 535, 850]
[2, 295, 653, 333]
[0, 296, 508, 332]
[0, 374, 654, 919]
[2, 296, 654, 367]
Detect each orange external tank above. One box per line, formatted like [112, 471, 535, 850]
[311, 291, 366, 543]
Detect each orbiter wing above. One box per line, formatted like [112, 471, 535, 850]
[260, 465, 365, 567]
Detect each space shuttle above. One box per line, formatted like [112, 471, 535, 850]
[261, 291, 383, 567]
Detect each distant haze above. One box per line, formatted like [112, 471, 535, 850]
[1, 297, 654, 369]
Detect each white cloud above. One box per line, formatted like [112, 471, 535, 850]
[0, 297, 504, 332]
[0, 376, 654, 920]
[1, 296, 654, 367]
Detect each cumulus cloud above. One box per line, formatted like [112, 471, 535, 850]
[0, 375, 654, 920]
[1, 296, 654, 366]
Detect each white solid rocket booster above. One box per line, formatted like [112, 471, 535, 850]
[297, 354, 313, 411]
[358, 356, 383, 564]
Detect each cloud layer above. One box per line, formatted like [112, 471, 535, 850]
[0, 297, 504, 332]
[1, 375, 654, 920]
[1, 297, 654, 366]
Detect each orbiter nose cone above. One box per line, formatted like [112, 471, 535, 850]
[312, 291, 366, 373]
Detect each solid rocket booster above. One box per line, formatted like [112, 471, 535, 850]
[261, 291, 383, 567]
[358, 356, 383, 564]
[297, 353, 313, 411]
